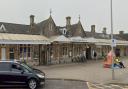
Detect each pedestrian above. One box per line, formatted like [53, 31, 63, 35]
[114, 57, 125, 68]
[94, 51, 97, 60]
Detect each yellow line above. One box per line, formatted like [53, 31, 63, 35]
[86, 82, 94, 89]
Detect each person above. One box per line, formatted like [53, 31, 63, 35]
[115, 49, 120, 57]
[94, 51, 97, 60]
[114, 57, 125, 68]
[103, 50, 113, 68]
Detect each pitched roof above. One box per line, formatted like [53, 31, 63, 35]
[114, 34, 128, 40]
[66, 21, 86, 37]
[0, 22, 29, 34]
[85, 31, 111, 39]
[37, 16, 61, 37]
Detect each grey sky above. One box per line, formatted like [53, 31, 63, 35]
[0, 0, 128, 34]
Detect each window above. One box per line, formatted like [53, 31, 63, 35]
[0, 62, 10, 71]
[63, 30, 66, 34]
[11, 64, 22, 72]
[10, 48, 14, 53]
[62, 47, 67, 55]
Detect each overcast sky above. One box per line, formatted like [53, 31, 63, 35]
[0, 0, 128, 34]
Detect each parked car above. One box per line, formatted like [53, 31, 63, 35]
[0, 61, 45, 89]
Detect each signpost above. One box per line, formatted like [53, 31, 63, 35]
[110, 0, 115, 80]
[112, 39, 116, 47]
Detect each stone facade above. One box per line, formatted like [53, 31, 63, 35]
[0, 14, 127, 65]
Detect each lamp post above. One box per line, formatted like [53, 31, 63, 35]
[110, 0, 115, 80]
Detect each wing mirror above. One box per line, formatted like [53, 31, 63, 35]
[21, 70, 25, 74]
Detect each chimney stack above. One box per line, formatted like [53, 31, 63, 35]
[91, 25, 95, 33]
[30, 15, 35, 25]
[119, 31, 124, 35]
[102, 27, 107, 34]
[66, 16, 71, 26]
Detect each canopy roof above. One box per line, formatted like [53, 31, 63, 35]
[0, 33, 50, 44]
[69, 36, 87, 42]
[50, 35, 71, 43]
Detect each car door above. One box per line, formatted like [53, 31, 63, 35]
[9, 63, 28, 84]
[0, 62, 11, 84]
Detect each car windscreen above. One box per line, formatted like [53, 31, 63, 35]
[0, 62, 10, 71]
[20, 63, 33, 72]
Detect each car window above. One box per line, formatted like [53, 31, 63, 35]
[11, 63, 22, 72]
[21, 66, 30, 73]
[21, 63, 33, 72]
[0, 62, 10, 71]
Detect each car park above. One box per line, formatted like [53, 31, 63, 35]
[0, 61, 45, 89]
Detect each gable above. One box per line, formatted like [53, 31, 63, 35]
[37, 16, 61, 37]
[0, 24, 6, 32]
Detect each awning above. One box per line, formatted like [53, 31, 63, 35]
[69, 36, 87, 42]
[94, 39, 128, 46]
[50, 35, 71, 43]
[85, 37, 99, 43]
[0, 33, 50, 44]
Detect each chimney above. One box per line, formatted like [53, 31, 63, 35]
[30, 15, 35, 25]
[91, 25, 95, 33]
[102, 27, 107, 34]
[66, 16, 71, 26]
[119, 31, 124, 35]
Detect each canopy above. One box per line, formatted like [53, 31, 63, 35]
[0, 33, 50, 44]
[69, 36, 87, 42]
[50, 35, 71, 43]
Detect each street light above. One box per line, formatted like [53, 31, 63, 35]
[110, 0, 115, 80]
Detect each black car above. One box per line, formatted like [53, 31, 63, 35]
[0, 61, 45, 89]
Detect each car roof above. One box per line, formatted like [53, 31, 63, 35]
[0, 60, 19, 64]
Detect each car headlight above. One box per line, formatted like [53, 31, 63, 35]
[37, 74, 45, 78]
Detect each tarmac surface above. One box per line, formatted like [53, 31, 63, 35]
[1, 57, 128, 89]
[0, 79, 88, 89]
[36, 57, 128, 84]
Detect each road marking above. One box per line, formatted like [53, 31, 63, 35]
[86, 82, 95, 89]
[110, 84, 124, 89]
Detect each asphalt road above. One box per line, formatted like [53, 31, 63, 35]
[0, 79, 88, 89]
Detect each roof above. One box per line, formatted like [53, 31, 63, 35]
[37, 16, 61, 37]
[66, 21, 86, 37]
[50, 35, 70, 43]
[85, 31, 110, 39]
[114, 34, 128, 40]
[0, 22, 29, 34]
[69, 36, 87, 42]
[0, 33, 50, 44]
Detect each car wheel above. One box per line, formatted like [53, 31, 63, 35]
[28, 79, 37, 89]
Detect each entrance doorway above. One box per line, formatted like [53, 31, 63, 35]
[1, 48, 6, 60]
[86, 46, 91, 60]
[9, 48, 15, 60]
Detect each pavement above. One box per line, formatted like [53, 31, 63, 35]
[35, 57, 128, 85]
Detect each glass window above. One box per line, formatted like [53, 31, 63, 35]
[11, 64, 22, 72]
[20, 47, 22, 53]
[0, 62, 10, 71]
[10, 48, 14, 52]
[24, 47, 26, 52]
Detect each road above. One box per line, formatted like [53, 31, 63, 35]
[0, 79, 88, 89]
[1, 79, 128, 89]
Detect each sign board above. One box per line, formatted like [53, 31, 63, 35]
[111, 39, 116, 47]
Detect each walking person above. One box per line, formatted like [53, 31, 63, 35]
[94, 51, 97, 61]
